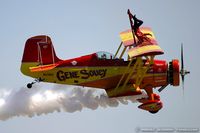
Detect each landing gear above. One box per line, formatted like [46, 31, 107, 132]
[138, 100, 163, 114]
[27, 83, 33, 89]
[138, 87, 163, 114]
[26, 78, 44, 89]
[149, 110, 159, 114]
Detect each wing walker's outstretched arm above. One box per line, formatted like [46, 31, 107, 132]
[127, 9, 144, 45]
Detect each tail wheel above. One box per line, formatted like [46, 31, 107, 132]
[26, 78, 44, 89]
[27, 83, 32, 89]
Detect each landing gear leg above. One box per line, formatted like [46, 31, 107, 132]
[138, 87, 163, 114]
[27, 78, 44, 89]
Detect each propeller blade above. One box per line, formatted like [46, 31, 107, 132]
[181, 44, 185, 96]
[181, 74, 184, 85]
[182, 74, 185, 98]
[181, 43, 184, 70]
[180, 44, 190, 98]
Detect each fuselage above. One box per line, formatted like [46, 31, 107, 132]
[21, 52, 170, 90]
[20, 35, 181, 113]
[21, 35, 180, 98]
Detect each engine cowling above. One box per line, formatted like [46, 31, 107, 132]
[168, 59, 180, 86]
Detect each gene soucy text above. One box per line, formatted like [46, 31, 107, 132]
[57, 69, 107, 81]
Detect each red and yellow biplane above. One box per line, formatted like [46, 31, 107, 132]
[21, 10, 190, 113]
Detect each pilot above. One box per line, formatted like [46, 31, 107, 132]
[101, 53, 106, 59]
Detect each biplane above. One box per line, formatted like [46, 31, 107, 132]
[21, 10, 190, 113]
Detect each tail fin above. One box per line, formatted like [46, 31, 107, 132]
[22, 35, 61, 65]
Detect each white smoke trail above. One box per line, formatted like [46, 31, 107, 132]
[0, 84, 147, 121]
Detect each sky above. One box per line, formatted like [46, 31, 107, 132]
[0, 0, 200, 133]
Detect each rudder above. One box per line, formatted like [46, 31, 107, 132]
[22, 35, 61, 65]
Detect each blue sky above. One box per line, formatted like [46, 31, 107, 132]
[0, 0, 200, 133]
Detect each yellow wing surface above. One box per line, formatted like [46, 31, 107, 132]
[120, 27, 157, 46]
[119, 27, 164, 58]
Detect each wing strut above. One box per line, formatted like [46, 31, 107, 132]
[114, 42, 123, 59]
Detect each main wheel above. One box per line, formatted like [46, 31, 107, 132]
[149, 110, 159, 114]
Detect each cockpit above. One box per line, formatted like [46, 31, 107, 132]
[95, 51, 115, 60]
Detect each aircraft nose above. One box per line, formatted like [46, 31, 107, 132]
[168, 59, 180, 86]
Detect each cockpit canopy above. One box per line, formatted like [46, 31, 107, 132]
[95, 51, 115, 60]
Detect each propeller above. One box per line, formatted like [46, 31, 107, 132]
[158, 44, 190, 93]
[179, 43, 190, 94]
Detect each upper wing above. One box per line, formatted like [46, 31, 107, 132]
[119, 27, 158, 46]
[120, 27, 164, 58]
